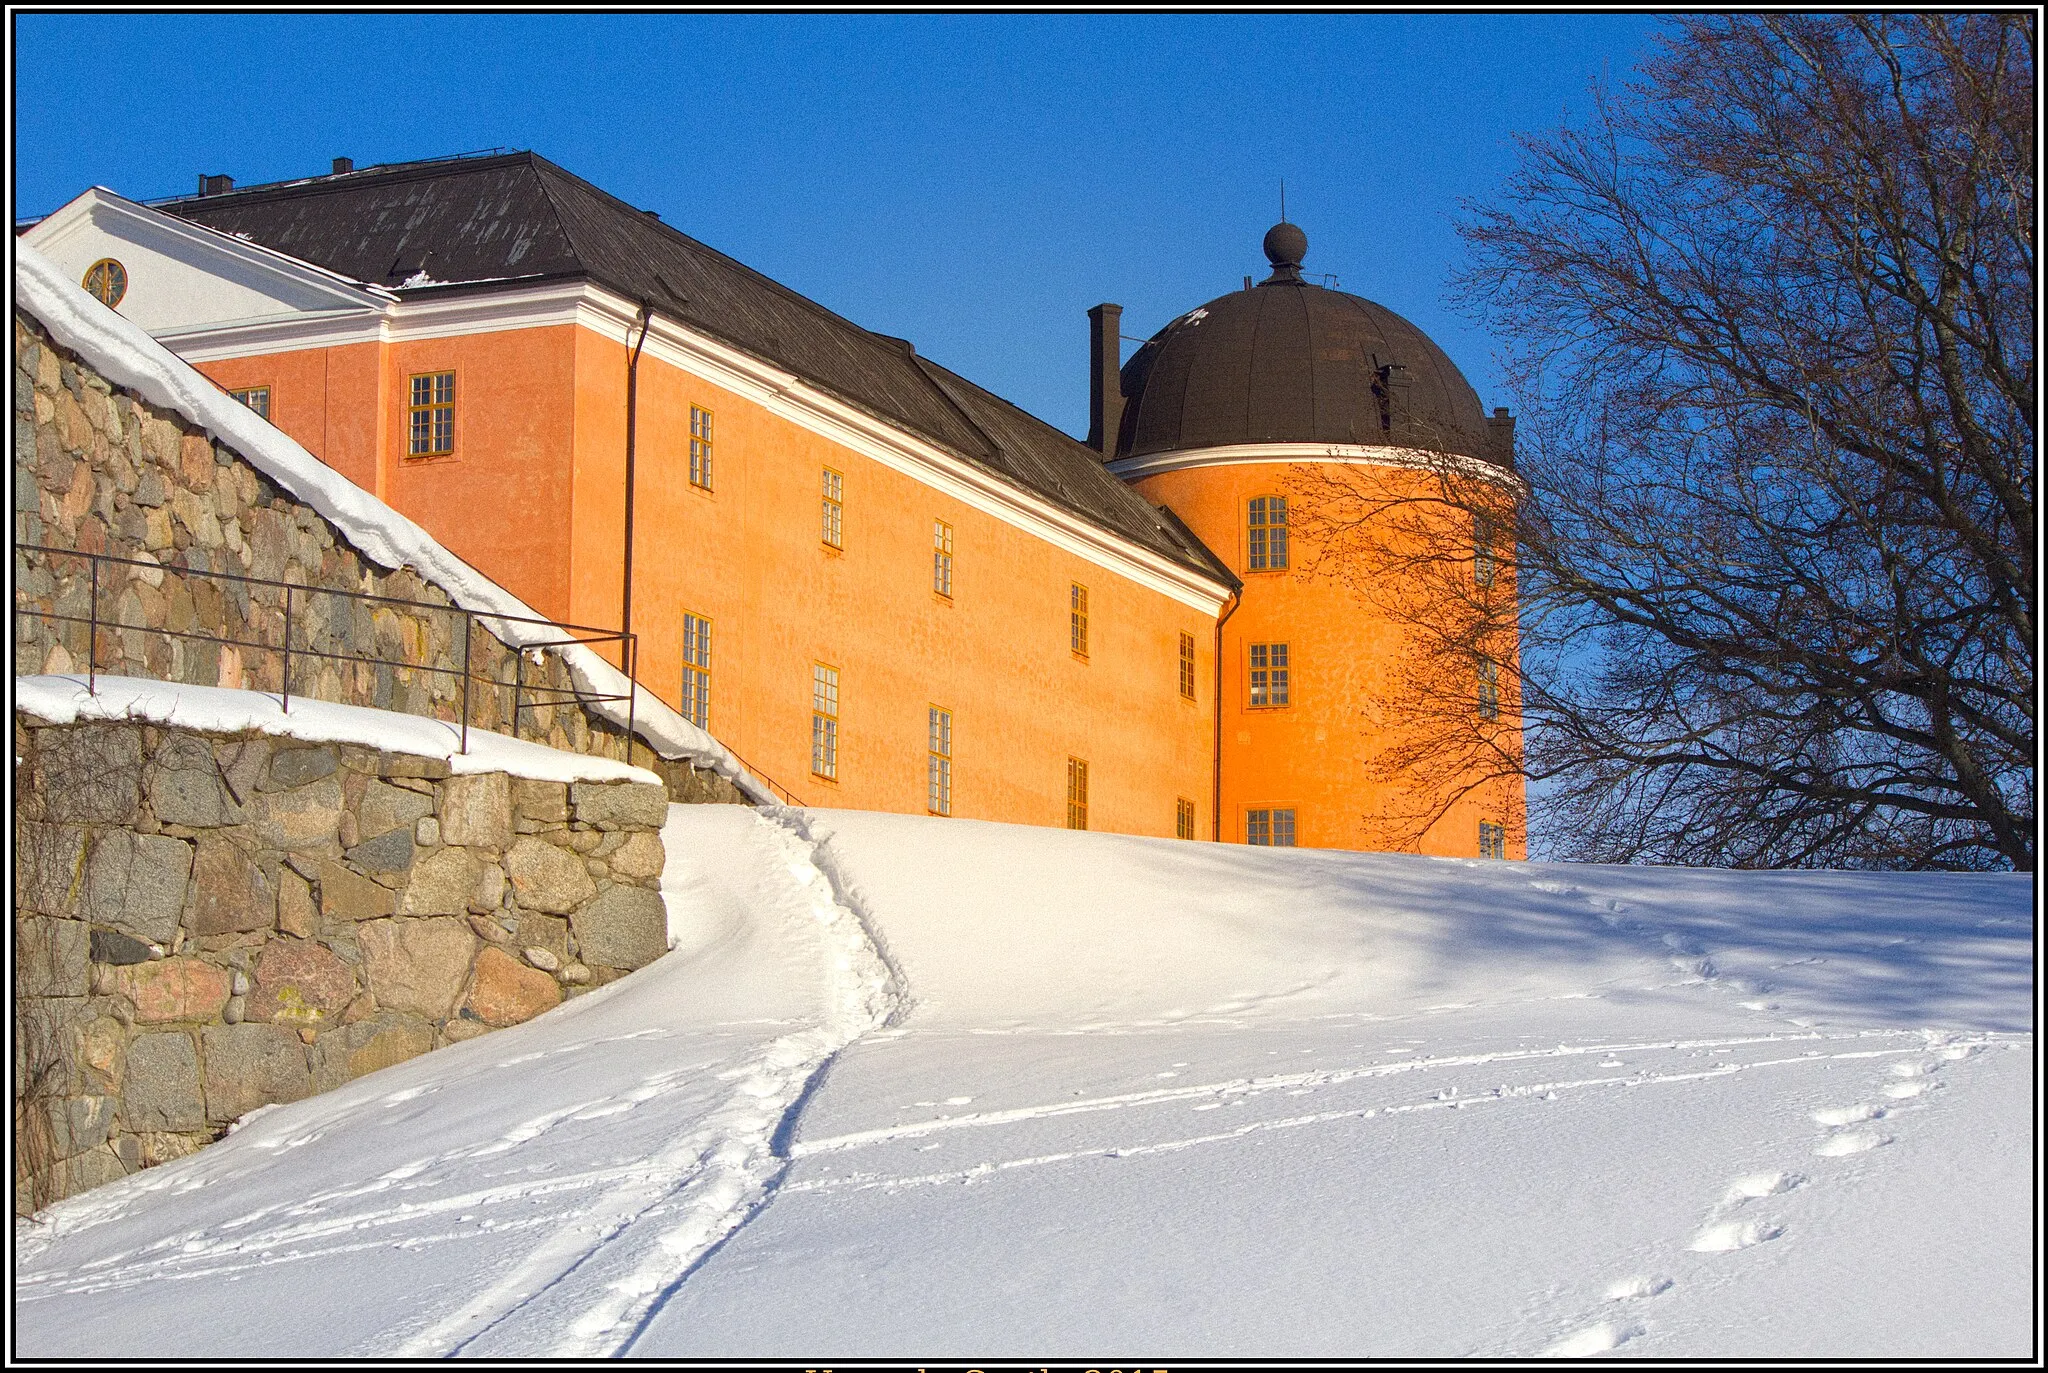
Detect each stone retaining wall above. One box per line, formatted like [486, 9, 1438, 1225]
[12, 306, 744, 806]
[14, 713, 675, 1214]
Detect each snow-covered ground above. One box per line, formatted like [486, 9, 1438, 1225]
[14, 807, 2035, 1358]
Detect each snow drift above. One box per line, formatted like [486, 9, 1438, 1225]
[14, 808, 2034, 1359]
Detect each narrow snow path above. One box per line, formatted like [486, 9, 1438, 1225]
[396, 806, 900, 1357]
[12, 805, 899, 1359]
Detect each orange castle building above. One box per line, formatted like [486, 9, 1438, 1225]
[23, 152, 1523, 856]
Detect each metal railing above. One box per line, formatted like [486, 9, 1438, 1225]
[717, 742, 804, 808]
[15, 543, 636, 755]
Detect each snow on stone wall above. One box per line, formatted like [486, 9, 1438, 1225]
[13, 710, 673, 1213]
[13, 242, 768, 804]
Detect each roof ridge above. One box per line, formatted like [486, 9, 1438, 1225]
[904, 352, 1005, 461]
[150, 150, 535, 212]
[524, 155, 936, 363]
[912, 351, 1102, 462]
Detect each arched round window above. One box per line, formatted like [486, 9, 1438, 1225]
[82, 258, 128, 308]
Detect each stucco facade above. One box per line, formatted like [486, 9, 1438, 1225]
[22, 155, 1523, 854]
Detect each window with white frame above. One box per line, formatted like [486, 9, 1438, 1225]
[928, 706, 953, 815]
[1474, 511, 1499, 588]
[1477, 656, 1500, 720]
[689, 406, 714, 489]
[933, 520, 954, 597]
[1249, 642, 1290, 707]
[681, 612, 711, 729]
[821, 468, 844, 548]
[812, 663, 839, 778]
[1248, 496, 1289, 571]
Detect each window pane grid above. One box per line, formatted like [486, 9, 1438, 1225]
[689, 406, 713, 489]
[1248, 495, 1289, 571]
[1474, 512, 1498, 588]
[933, 520, 953, 596]
[1247, 808, 1296, 846]
[681, 613, 711, 729]
[1477, 656, 1500, 720]
[1479, 821, 1506, 859]
[812, 664, 839, 778]
[1176, 797, 1196, 839]
[1066, 757, 1088, 830]
[1179, 632, 1196, 699]
[230, 386, 271, 420]
[928, 706, 953, 815]
[1249, 642, 1290, 707]
[1070, 583, 1088, 656]
[408, 372, 455, 456]
[822, 468, 843, 548]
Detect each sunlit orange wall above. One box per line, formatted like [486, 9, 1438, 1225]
[193, 343, 382, 496]
[201, 321, 1220, 837]
[195, 327, 582, 622]
[1131, 460, 1526, 858]
[565, 330, 1218, 835]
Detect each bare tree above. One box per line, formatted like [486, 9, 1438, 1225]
[1451, 13, 2034, 870]
[1304, 15, 2032, 870]
[1292, 452, 1528, 855]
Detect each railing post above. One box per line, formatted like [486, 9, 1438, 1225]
[625, 632, 637, 767]
[460, 610, 473, 754]
[511, 646, 523, 744]
[281, 583, 293, 713]
[87, 555, 99, 695]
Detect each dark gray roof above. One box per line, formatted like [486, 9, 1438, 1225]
[1118, 227, 1505, 466]
[157, 152, 1229, 585]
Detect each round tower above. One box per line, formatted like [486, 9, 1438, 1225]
[1108, 224, 1524, 855]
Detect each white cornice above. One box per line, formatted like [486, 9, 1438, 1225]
[1110, 442, 1522, 489]
[568, 285, 1231, 614]
[155, 278, 1233, 614]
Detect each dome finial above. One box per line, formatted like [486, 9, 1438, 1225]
[1261, 221, 1307, 283]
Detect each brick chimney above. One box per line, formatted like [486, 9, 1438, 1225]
[196, 173, 235, 197]
[1087, 303, 1124, 461]
[1488, 407, 1516, 467]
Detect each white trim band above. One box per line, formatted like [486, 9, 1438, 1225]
[1109, 442, 1521, 487]
[160, 280, 1237, 615]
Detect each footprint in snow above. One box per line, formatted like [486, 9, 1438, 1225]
[1603, 1274, 1672, 1301]
[1690, 1218, 1784, 1252]
[1811, 1102, 1884, 1127]
[1882, 1078, 1939, 1100]
[1543, 1321, 1642, 1356]
[1814, 1129, 1890, 1157]
[1722, 1171, 1803, 1203]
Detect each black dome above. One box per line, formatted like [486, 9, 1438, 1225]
[1116, 245, 1499, 463]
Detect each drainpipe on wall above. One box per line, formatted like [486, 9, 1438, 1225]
[620, 302, 652, 652]
[1212, 588, 1242, 842]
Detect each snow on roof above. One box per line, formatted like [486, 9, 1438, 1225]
[15, 674, 661, 786]
[14, 242, 771, 804]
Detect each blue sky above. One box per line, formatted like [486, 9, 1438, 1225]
[14, 13, 1664, 439]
